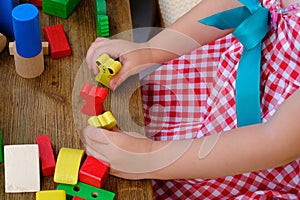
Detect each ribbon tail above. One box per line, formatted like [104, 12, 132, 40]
[236, 43, 262, 127]
[198, 6, 251, 30]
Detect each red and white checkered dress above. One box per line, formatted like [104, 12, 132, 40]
[141, 0, 300, 199]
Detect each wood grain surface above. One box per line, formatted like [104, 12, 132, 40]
[0, 0, 153, 199]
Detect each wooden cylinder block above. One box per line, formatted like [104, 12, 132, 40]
[13, 46, 44, 78]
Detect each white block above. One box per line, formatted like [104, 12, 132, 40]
[4, 144, 40, 193]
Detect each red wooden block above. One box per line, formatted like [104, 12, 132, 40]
[80, 83, 108, 116]
[79, 156, 109, 188]
[44, 24, 71, 59]
[29, 0, 42, 7]
[35, 135, 56, 176]
[72, 197, 85, 200]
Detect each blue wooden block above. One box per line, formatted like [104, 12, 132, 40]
[12, 3, 42, 58]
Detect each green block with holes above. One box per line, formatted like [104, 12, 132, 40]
[43, 0, 81, 18]
[57, 182, 115, 200]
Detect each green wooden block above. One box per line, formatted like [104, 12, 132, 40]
[43, 0, 80, 18]
[57, 182, 115, 200]
[0, 129, 3, 163]
[96, 15, 109, 37]
[95, 0, 106, 16]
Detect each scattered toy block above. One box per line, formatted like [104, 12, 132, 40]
[80, 83, 108, 116]
[54, 147, 85, 185]
[42, 0, 80, 19]
[4, 144, 40, 193]
[0, 0, 19, 36]
[72, 196, 85, 200]
[44, 24, 71, 59]
[95, 15, 109, 37]
[95, 54, 122, 88]
[9, 42, 49, 56]
[88, 111, 117, 130]
[94, 0, 106, 15]
[36, 135, 56, 176]
[57, 181, 115, 200]
[0, 129, 3, 163]
[36, 190, 66, 200]
[11, 3, 44, 78]
[79, 156, 109, 188]
[29, 0, 42, 7]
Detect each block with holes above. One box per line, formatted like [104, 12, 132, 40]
[95, 54, 122, 88]
[80, 83, 108, 116]
[4, 144, 40, 193]
[36, 190, 66, 200]
[79, 156, 109, 188]
[88, 111, 117, 130]
[57, 181, 115, 200]
[36, 134, 56, 176]
[54, 148, 85, 185]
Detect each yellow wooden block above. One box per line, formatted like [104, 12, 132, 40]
[88, 111, 117, 130]
[95, 54, 122, 87]
[54, 148, 85, 185]
[36, 190, 66, 200]
[87, 116, 101, 127]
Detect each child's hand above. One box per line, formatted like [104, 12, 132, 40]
[82, 126, 154, 179]
[86, 38, 153, 90]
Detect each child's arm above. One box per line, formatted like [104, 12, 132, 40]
[83, 89, 300, 180]
[86, 0, 243, 90]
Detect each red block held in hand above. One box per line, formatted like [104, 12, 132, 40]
[80, 83, 108, 116]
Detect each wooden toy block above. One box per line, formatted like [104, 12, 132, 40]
[36, 190, 66, 200]
[36, 135, 56, 176]
[0, 33, 7, 53]
[94, 0, 106, 16]
[11, 3, 44, 78]
[0, 129, 3, 163]
[42, 0, 80, 19]
[4, 144, 40, 193]
[79, 156, 109, 188]
[44, 24, 71, 59]
[88, 111, 117, 130]
[30, 0, 42, 7]
[80, 83, 108, 116]
[54, 147, 85, 185]
[95, 54, 122, 88]
[72, 196, 85, 200]
[9, 42, 49, 56]
[96, 15, 109, 37]
[57, 181, 115, 200]
[0, 0, 19, 36]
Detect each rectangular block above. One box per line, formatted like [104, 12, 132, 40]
[4, 144, 40, 193]
[36, 190, 66, 200]
[44, 24, 71, 58]
[72, 196, 85, 200]
[36, 134, 56, 176]
[79, 156, 109, 188]
[54, 148, 85, 185]
[57, 181, 115, 200]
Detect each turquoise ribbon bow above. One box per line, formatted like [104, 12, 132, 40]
[199, 0, 269, 127]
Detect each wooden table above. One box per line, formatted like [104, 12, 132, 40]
[0, 0, 153, 199]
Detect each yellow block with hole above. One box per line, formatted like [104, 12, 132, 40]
[54, 148, 85, 185]
[36, 190, 66, 200]
[95, 53, 122, 88]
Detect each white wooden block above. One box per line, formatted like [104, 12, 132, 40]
[4, 144, 40, 193]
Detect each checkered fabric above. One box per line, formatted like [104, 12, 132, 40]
[141, 0, 300, 199]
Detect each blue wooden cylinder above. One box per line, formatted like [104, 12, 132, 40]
[12, 3, 42, 58]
